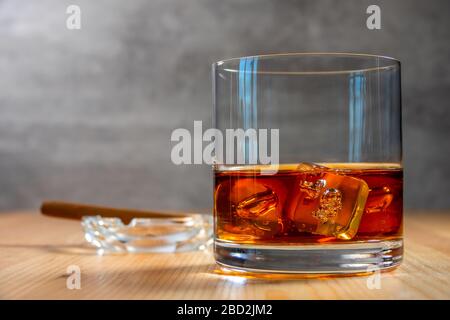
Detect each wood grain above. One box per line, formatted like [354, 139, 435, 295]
[0, 211, 449, 299]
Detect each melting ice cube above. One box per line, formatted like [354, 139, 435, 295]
[312, 188, 343, 223]
[365, 186, 393, 214]
[287, 163, 369, 240]
[235, 187, 278, 219]
[231, 179, 284, 236]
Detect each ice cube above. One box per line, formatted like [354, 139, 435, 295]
[312, 188, 343, 223]
[235, 187, 278, 219]
[299, 179, 327, 200]
[286, 163, 369, 240]
[365, 186, 393, 214]
[231, 179, 284, 236]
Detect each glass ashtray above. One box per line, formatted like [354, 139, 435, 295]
[81, 213, 213, 254]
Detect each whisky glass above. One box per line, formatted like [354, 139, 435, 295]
[212, 53, 402, 274]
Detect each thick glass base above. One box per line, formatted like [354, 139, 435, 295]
[214, 239, 403, 274]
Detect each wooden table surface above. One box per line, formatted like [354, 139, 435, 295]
[0, 211, 449, 299]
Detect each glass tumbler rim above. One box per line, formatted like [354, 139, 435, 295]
[213, 52, 400, 75]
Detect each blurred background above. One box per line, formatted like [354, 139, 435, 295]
[0, 0, 449, 212]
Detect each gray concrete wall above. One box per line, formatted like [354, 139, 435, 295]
[0, 0, 449, 211]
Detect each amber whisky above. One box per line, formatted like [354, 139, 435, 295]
[214, 163, 403, 245]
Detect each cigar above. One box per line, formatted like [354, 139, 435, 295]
[40, 201, 186, 224]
